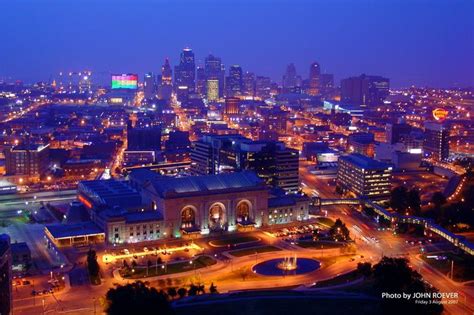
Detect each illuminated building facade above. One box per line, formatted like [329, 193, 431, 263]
[191, 135, 299, 193]
[4, 144, 50, 180]
[308, 62, 321, 96]
[423, 121, 449, 161]
[206, 79, 219, 101]
[226, 65, 243, 97]
[143, 72, 156, 99]
[174, 48, 195, 93]
[337, 153, 392, 200]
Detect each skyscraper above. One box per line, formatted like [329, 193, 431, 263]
[205, 54, 225, 98]
[255, 76, 271, 100]
[320, 73, 334, 95]
[282, 63, 301, 93]
[341, 74, 389, 106]
[423, 121, 449, 161]
[206, 79, 219, 102]
[226, 65, 243, 97]
[158, 58, 172, 100]
[196, 66, 206, 96]
[174, 48, 195, 93]
[308, 62, 321, 96]
[242, 71, 256, 97]
[143, 72, 156, 99]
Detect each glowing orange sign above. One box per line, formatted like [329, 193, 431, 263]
[432, 108, 448, 121]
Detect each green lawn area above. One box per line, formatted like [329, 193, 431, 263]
[228, 245, 282, 257]
[312, 269, 361, 288]
[209, 236, 260, 247]
[121, 256, 216, 279]
[296, 240, 345, 249]
[421, 253, 474, 282]
[315, 217, 335, 227]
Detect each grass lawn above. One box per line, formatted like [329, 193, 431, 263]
[315, 217, 335, 227]
[228, 245, 282, 257]
[296, 240, 345, 249]
[122, 256, 216, 279]
[312, 269, 361, 288]
[209, 236, 260, 247]
[421, 253, 474, 282]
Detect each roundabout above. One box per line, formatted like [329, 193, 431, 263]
[252, 257, 321, 276]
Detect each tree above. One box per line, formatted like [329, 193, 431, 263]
[105, 281, 173, 315]
[406, 189, 421, 216]
[372, 257, 443, 314]
[177, 287, 187, 299]
[209, 283, 218, 294]
[390, 186, 408, 214]
[431, 191, 447, 209]
[87, 249, 100, 282]
[167, 287, 177, 300]
[197, 284, 205, 295]
[356, 262, 372, 278]
[188, 284, 198, 296]
[329, 218, 350, 241]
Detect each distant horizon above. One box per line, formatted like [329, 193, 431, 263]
[0, 0, 473, 88]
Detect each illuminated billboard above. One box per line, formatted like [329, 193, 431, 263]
[432, 108, 448, 121]
[111, 74, 138, 89]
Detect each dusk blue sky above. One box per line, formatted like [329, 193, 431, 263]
[0, 0, 473, 87]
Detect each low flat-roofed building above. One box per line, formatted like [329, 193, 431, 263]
[11, 242, 31, 270]
[45, 221, 105, 247]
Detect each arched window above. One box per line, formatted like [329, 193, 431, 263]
[209, 203, 225, 230]
[181, 207, 195, 228]
[236, 201, 251, 223]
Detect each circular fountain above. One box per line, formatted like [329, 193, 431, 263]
[252, 255, 320, 276]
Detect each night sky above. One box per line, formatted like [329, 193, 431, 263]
[0, 0, 473, 87]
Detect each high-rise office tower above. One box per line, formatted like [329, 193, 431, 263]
[204, 54, 225, 97]
[196, 66, 206, 96]
[174, 48, 196, 93]
[190, 135, 299, 193]
[255, 76, 271, 100]
[158, 58, 173, 100]
[206, 80, 219, 102]
[226, 65, 243, 97]
[242, 71, 256, 97]
[282, 63, 301, 93]
[308, 62, 321, 96]
[386, 121, 412, 144]
[340, 74, 389, 106]
[423, 121, 449, 161]
[143, 72, 156, 99]
[161, 58, 172, 86]
[320, 73, 334, 94]
[0, 234, 12, 315]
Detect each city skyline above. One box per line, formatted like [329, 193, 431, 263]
[0, 0, 473, 87]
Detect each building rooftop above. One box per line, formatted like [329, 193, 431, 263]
[340, 153, 391, 169]
[45, 222, 104, 239]
[130, 170, 265, 198]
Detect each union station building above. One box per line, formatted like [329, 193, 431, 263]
[45, 169, 310, 246]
